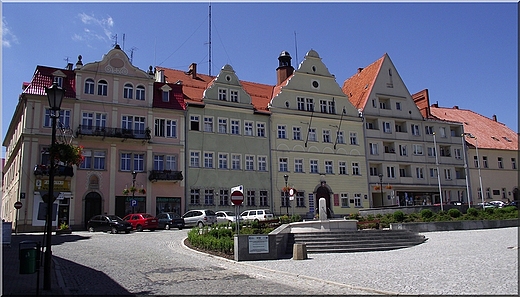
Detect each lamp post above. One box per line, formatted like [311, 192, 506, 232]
[433, 132, 444, 212]
[284, 174, 289, 215]
[43, 82, 65, 290]
[461, 133, 471, 207]
[378, 173, 383, 206]
[467, 134, 484, 208]
[131, 171, 138, 214]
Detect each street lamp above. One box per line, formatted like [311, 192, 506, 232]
[378, 173, 383, 206]
[43, 82, 65, 290]
[284, 174, 289, 215]
[466, 134, 484, 208]
[461, 133, 471, 207]
[433, 132, 444, 212]
[131, 170, 138, 214]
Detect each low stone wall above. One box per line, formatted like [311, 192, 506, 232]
[390, 219, 519, 232]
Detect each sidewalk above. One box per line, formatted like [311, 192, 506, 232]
[2, 233, 64, 296]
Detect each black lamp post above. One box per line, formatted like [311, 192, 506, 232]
[131, 171, 138, 214]
[378, 173, 384, 206]
[284, 174, 289, 215]
[44, 82, 65, 290]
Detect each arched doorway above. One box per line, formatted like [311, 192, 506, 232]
[84, 192, 102, 229]
[314, 181, 332, 218]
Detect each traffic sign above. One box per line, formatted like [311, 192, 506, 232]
[14, 201, 23, 209]
[231, 190, 244, 206]
[131, 199, 137, 207]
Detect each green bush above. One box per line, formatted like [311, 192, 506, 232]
[448, 208, 462, 218]
[420, 209, 434, 220]
[290, 214, 302, 223]
[466, 208, 479, 216]
[393, 211, 405, 222]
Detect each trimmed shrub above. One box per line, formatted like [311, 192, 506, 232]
[448, 208, 462, 218]
[466, 207, 479, 217]
[420, 209, 434, 220]
[393, 211, 405, 222]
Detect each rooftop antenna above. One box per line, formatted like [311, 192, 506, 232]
[111, 34, 118, 47]
[208, 2, 212, 76]
[130, 47, 138, 63]
[122, 33, 126, 51]
[294, 31, 299, 66]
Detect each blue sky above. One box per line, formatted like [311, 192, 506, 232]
[1, 1, 518, 157]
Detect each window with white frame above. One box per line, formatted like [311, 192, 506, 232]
[352, 163, 360, 175]
[82, 112, 94, 130]
[372, 99, 377, 108]
[323, 130, 331, 143]
[244, 121, 253, 136]
[413, 144, 423, 155]
[339, 161, 347, 175]
[257, 156, 267, 171]
[218, 88, 227, 101]
[124, 83, 133, 99]
[278, 125, 287, 139]
[231, 120, 240, 135]
[369, 143, 378, 155]
[399, 144, 407, 156]
[416, 167, 424, 179]
[218, 118, 227, 134]
[296, 192, 305, 207]
[430, 168, 437, 178]
[121, 116, 133, 130]
[153, 155, 165, 170]
[439, 127, 446, 138]
[204, 152, 214, 168]
[498, 157, 503, 169]
[259, 191, 269, 206]
[230, 90, 239, 102]
[134, 117, 146, 135]
[325, 161, 333, 174]
[97, 80, 108, 96]
[337, 131, 345, 144]
[308, 128, 317, 141]
[84, 78, 95, 94]
[444, 169, 452, 180]
[245, 155, 254, 171]
[386, 166, 395, 178]
[411, 124, 420, 136]
[341, 193, 349, 207]
[80, 150, 106, 170]
[190, 151, 200, 167]
[320, 100, 327, 113]
[246, 190, 255, 206]
[154, 119, 177, 138]
[427, 147, 436, 157]
[474, 156, 479, 168]
[204, 189, 214, 205]
[454, 148, 462, 160]
[297, 97, 305, 111]
[354, 193, 362, 207]
[279, 158, 288, 172]
[349, 132, 357, 145]
[483, 156, 488, 168]
[328, 100, 336, 114]
[257, 122, 265, 137]
[369, 166, 378, 176]
[120, 153, 132, 171]
[203, 117, 213, 132]
[120, 152, 144, 172]
[383, 122, 392, 133]
[219, 189, 229, 206]
[136, 85, 145, 100]
[310, 160, 319, 173]
[293, 127, 301, 140]
[218, 153, 228, 169]
[190, 189, 200, 205]
[512, 158, 517, 169]
[306, 98, 314, 111]
[45, 109, 71, 129]
[396, 102, 401, 110]
[190, 115, 200, 131]
[294, 159, 303, 173]
[425, 126, 434, 135]
[165, 155, 177, 170]
[231, 154, 241, 170]
[153, 155, 177, 171]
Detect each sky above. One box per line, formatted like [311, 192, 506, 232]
[1, 1, 518, 158]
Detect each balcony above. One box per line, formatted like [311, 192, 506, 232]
[34, 164, 74, 177]
[148, 170, 183, 182]
[76, 125, 151, 141]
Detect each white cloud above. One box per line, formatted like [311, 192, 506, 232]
[75, 13, 115, 45]
[2, 17, 19, 48]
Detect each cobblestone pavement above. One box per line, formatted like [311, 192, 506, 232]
[3, 227, 518, 296]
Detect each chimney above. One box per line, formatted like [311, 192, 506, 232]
[187, 63, 197, 79]
[66, 63, 73, 71]
[276, 51, 294, 85]
[453, 106, 459, 109]
[493, 114, 497, 122]
[431, 103, 438, 108]
[357, 68, 364, 73]
[156, 69, 165, 83]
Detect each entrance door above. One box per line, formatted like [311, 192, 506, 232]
[315, 186, 332, 218]
[84, 192, 102, 230]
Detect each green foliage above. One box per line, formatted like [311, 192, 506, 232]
[393, 211, 405, 222]
[291, 214, 302, 223]
[448, 208, 462, 218]
[420, 209, 434, 220]
[366, 214, 375, 221]
[279, 215, 291, 224]
[466, 207, 479, 216]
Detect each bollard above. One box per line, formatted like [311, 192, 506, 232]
[292, 243, 308, 260]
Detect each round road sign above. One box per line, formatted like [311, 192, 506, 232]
[14, 201, 23, 209]
[230, 190, 244, 206]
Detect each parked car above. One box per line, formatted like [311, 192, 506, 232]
[240, 209, 274, 222]
[449, 201, 464, 206]
[157, 212, 185, 230]
[215, 211, 242, 224]
[87, 214, 133, 234]
[506, 200, 518, 207]
[122, 213, 158, 231]
[182, 209, 217, 227]
[477, 202, 496, 209]
[489, 201, 506, 208]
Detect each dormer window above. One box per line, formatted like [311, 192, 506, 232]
[162, 91, 169, 102]
[53, 76, 63, 87]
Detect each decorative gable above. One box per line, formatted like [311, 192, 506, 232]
[203, 64, 252, 105]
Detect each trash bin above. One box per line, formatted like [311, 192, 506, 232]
[19, 241, 39, 274]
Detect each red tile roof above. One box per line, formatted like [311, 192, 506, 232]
[342, 54, 385, 110]
[23, 66, 76, 98]
[430, 105, 518, 151]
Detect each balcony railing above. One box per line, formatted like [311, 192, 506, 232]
[148, 170, 183, 182]
[34, 164, 74, 177]
[76, 125, 151, 141]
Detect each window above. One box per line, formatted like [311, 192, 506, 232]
[383, 122, 392, 133]
[278, 125, 287, 139]
[439, 127, 446, 138]
[218, 118, 228, 134]
[502, 188, 507, 199]
[244, 121, 253, 136]
[204, 189, 214, 205]
[396, 102, 401, 110]
[366, 121, 375, 129]
[204, 152, 214, 168]
[257, 156, 267, 171]
[296, 192, 305, 207]
[352, 163, 360, 175]
[486, 188, 491, 199]
[279, 158, 288, 172]
[341, 193, 349, 207]
[320, 100, 327, 113]
[231, 154, 241, 170]
[120, 152, 144, 172]
[154, 155, 176, 171]
[369, 143, 378, 155]
[319, 100, 335, 114]
[53, 76, 63, 87]
[428, 147, 436, 157]
[310, 160, 318, 173]
[231, 120, 240, 135]
[425, 126, 434, 135]
[474, 156, 479, 168]
[203, 117, 213, 132]
[386, 166, 395, 178]
[416, 167, 424, 179]
[325, 161, 333, 174]
[136, 85, 145, 100]
[218, 154, 228, 169]
[399, 145, 407, 156]
[483, 156, 488, 168]
[349, 132, 357, 145]
[165, 155, 177, 170]
[219, 189, 229, 206]
[369, 167, 378, 176]
[297, 97, 305, 111]
[230, 90, 238, 102]
[293, 127, 301, 140]
[399, 168, 406, 177]
[337, 131, 345, 144]
[372, 99, 377, 108]
[80, 150, 106, 170]
[190, 151, 200, 167]
[306, 98, 314, 111]
[379, 101, 387, 109]
[97, 80, 108, 96]
[245, 155, 254, 171]
[339, 161, 347, 175]
[218, 88, 227, 101]
[162, 91, 169, 102]
[308, 128, 316, 142]
[154, 119, 177, 138]
[45, 109, 71, 129]
[133, 117, 146, 135]
[190, 189, 200, 205]
[85, 78, 95, 94]
[512, 158, 517, 169]
[123, 83, 133, 99]
[190, 115, 200, 131]
[259, 191, 269, 206]
[454, 148, 462, 160]
[322, 130, 331, 143]
[444, 169, 452, 180]
[498, 157, 503, 169]
[354, 194, 362, 207]
[82, 112, 94, 130]
[246, 190, 255, 206]
[411, 124, 420, 136]
[430, 168, 437, 178]
[294, 159, 303, 173]
[413, 144, 423, 155]
[257, 122, 265, 137]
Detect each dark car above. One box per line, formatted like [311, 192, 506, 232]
[87, 214, 133, 234]
[157, 212, 185, 230]
[122, 213, 158, 231]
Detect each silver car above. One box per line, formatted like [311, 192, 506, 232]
[182, 209, 217, 227]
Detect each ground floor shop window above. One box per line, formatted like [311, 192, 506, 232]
[156, 197, 181, 215]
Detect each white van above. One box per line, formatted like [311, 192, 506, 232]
[240, 209, 274, 222]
